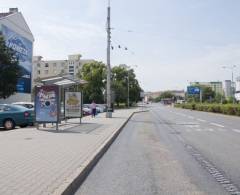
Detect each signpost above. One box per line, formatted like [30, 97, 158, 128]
[187, 86, 200, 95]
[187, 86, 202, 103]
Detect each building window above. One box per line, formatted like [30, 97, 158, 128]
[45, 63, 49, 67]
[61, 63, 65, 67]
[38, 70, 41, 75]
[44, 70, 48, 74]
[53, 63, 57, 67]
[37, 63, 41, 68]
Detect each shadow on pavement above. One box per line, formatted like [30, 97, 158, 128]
[37, 123, 102, 134]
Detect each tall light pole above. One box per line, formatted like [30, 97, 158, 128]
[127, 70, 130, 108]
[106, 0, 112, 118]
[222, 65, 236, 83]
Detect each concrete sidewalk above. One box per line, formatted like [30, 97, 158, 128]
[0, 108, 141, 195]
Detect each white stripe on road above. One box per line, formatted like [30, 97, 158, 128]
[197, 119, 206, 122]
[188, 116, 194, 119]
[207, 128, 214, 132]
[210, 123, 224, 128]
[233, 129, 240, 133]
[174, 112, 187, 117]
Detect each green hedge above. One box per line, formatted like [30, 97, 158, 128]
[175, 103, 240, 116]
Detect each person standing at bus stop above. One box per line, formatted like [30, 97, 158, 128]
[91, 101, 97, 118]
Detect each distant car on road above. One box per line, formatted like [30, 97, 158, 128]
[83, 105, 91, 116]
[12, 102, 34, 109]
[96, 105, 105, 113]
[0, 104, 34, 130]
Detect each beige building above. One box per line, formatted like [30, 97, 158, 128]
[33, 54, 95, 84]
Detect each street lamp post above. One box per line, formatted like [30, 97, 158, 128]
[106, 0, 112, 118]
[222, 65, 237, 102]
[127, 71, 129, 108]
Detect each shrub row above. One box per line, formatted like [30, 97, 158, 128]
[175, 103, 240, 116]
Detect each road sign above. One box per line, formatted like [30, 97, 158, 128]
[187, 86, 200, 95]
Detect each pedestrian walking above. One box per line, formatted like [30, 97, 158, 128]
[91, 101, 97, 117]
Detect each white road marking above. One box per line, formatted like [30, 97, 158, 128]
[196, 129, 202, 132]
[210, 123, 224, 128]
[174, 112, 187, 117]
[233, 129, 240, 133]
[207, 128, 214, 132]
[188, 125, 199, 128]
[197, 119, 206, 122]
[188, 116, 194, 119]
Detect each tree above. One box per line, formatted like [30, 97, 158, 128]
[0, 35, 21, 99]
[78, 61, 106, 104]
[112, 66, 141, 106]
[201, 86, 215, 102]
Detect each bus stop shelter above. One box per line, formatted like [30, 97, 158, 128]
[34, 75, 87, 130]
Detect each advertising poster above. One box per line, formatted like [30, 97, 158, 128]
[65, 92, 82, 118]
[187, 86, 200, 95]
[1, 24, 33, 93]
[35, 85, 59, 122]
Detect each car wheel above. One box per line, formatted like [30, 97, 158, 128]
[4, 119, 15, 130]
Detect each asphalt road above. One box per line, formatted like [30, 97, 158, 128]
[75, 104, 240, 195]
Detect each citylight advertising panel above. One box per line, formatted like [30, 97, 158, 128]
[35, 85, 59, 123]
[1, 24, 33, 93]
[65, 92, 82, 118]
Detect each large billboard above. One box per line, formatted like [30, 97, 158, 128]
[65, 92, 82, 118]
[35, 85, 59, 123]
[1, 24, 33, 93]
[187, 86, 200, 95]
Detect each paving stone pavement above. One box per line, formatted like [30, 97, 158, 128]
[0, 108, 139, 195]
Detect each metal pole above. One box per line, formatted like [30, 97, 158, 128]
[200, 89, 202, 103]
[106, 2, 112, 118]
[127, 71, 129, 108]
[231, 68, 236, 103]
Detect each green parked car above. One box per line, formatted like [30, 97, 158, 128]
[0, 104, 34, 130]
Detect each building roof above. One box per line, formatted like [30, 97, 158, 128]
[0, 9, 34, 41]
[0, 12, 12, 18]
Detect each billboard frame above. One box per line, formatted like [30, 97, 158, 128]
[64, 91, 82, 119]
[34, 85, 60, 129]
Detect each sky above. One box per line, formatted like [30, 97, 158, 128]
[1, 0, 240, 92]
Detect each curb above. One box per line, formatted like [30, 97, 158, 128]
[58, 110, 147, 195]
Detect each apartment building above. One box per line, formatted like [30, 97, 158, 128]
[33, 54, 95, 84]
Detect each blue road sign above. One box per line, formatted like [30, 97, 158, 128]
[187, 86, 200, 95]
